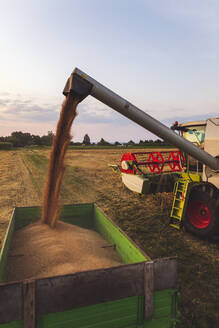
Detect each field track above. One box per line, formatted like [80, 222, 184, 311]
[0, 147, 219, 328]
[0, 150, 39, 243]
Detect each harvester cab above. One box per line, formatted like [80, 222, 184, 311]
[63, 68, 219, 239]
[173, 118, 219, 186]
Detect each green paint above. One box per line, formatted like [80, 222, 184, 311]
[36, 290, 178, 328]
[13, 203, 94, 231]
[60, 203, 93, 218]
[93, 205, 147, 263]
[0, 210, 16, 282]
[37, 296, 140, 328]
[14, 206, 41, 230]
[59, 203, 94, 229]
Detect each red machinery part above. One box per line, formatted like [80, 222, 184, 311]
[147, 152, 164, 173]
[120, 150, 185, 174]
[120, 153, 136, 174]
[167, 151, 184, 172]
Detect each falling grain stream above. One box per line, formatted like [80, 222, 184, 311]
[41, 95, 80, 227]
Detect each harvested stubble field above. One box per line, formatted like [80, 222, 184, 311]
[0, 147, 219, 328]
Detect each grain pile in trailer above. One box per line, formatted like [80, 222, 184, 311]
[7, 221, 122, 281]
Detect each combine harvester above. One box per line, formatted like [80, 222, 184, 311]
[64, 68, 219, 239]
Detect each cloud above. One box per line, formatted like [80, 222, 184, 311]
[0, 94, 60, 123]
[76, 101, 131, 125]
[0, 103, 59, 122]
[0, 93, 129, 125]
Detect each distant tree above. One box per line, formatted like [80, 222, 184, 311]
[127, 140, 135, 145]
[7, 136, 20, 147]
[47, 131, 54, 143]
[41, 131, 54, 146]
[114, 141, 121, 146]
[0, 131, 56, 147]
[10, 131, 32, 147]
[98, 138, 110, 146]
[32, 135, 42, 146]
[83, 134, 91, 145]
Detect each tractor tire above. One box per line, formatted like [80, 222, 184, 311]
[184, 183, 219, 238]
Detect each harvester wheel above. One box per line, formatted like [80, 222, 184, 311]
[185, 183, 218, 238]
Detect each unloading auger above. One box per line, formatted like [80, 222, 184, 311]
[63, 68, 219, 238]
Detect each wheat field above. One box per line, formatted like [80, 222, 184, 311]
[0, 147, 218, 328]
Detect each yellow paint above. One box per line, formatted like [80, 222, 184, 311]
[181, 172, 201, 182]
[170, 224, 180, 230]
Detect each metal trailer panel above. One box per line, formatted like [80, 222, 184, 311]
[0, 209, 16, 281]
[37, 290, 177, 328]
[0, 291, 178, 328]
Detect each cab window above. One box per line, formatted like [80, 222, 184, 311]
[182, 125, 206, 145]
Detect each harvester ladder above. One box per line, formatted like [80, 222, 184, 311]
[170, 179, 190, 229]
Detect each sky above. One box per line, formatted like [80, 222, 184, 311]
[0, 0, 219, 143]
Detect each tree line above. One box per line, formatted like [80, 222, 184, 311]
[0, 131, 170, 148]
[81, 134, 170, 146]
[0, 131, 54, 147]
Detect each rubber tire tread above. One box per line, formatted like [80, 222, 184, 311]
[185, 183, 218, 238]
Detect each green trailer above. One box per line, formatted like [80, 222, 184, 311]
[0, 203, 179, 327]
